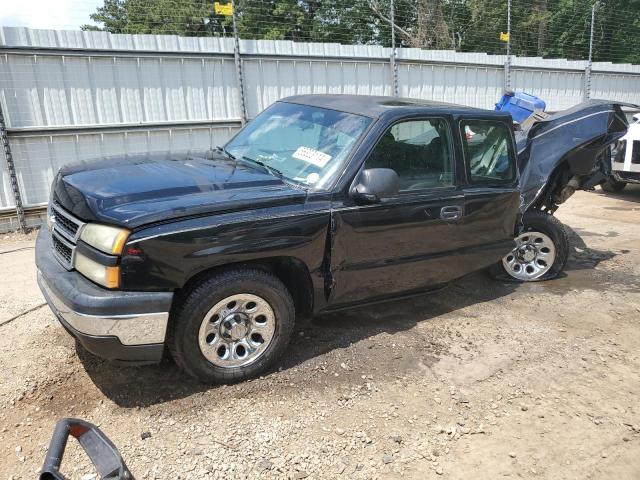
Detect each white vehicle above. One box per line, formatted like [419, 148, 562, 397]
[605, 113, 640, 192]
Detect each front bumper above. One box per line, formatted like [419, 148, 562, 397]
[35, 227, 174, 364]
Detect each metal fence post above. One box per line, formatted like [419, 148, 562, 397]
[584, 2, 597, 101]
[0, 102, 27, 232]
[504, 0, 513, 92]
[231, 0, 248, 124]
[390, 0, 399, 97]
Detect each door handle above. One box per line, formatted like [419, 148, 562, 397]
[440, 205, 463, 221]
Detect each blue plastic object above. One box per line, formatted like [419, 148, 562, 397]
[495, 91, 546, 123]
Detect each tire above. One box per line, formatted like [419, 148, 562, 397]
[601, 177, 627, 193]
[167, 268, 295, 383]
[488, 211, 569, 282]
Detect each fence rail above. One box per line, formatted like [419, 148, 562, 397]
[1, 25, 640, 231]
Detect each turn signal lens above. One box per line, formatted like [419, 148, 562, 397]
[75, 252, 120, 289]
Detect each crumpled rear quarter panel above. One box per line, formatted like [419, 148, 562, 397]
[516, 100, 630, 211]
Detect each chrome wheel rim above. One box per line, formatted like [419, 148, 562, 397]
[502, 231, 556, 281]
[198, 293, 276, 368]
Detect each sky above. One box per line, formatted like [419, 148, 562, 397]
[0, 0, 103, 30]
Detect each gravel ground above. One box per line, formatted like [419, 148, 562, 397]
[1, 187, 639, 480]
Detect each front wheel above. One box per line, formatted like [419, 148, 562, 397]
[489, 211, 569, 282]
[167, 268, 295, 383]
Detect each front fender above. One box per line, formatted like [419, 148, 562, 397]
[120, 204, 330, 293]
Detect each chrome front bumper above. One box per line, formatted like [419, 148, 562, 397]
[38, 271, 169, 345]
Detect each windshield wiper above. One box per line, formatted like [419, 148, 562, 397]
[238, 156, 284, 179]
[215, 145, 236, 161]
[215, 148, 285, 180]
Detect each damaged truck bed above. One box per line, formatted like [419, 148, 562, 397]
[517, 100, 630, 213]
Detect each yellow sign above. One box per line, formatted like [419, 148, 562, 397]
[500, 32, 510, 42]
[214, 2, 233, 16]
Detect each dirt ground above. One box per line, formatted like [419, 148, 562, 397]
[1, 186, 639, 480]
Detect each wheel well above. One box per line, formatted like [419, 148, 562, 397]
[529, 161, 570, 213]
[177, 257, 314, 318]
[530, 146, 612, 213]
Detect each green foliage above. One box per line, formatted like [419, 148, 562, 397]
[81, 0, 640, 64]
[81, 0, 231, 36]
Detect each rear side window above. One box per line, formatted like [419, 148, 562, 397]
[460, 120, 516, 185]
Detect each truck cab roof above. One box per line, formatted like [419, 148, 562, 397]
[280, 94, 509, 119]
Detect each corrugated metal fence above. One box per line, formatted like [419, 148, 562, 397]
[1, 26, 640, 231]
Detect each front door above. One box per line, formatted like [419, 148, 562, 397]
[328, 117, 471, 306]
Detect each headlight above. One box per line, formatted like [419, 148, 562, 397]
[80, 224, 130, 255]
[75, 252, 120, 289]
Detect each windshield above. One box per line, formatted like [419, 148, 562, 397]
[225, 102, 372, 189]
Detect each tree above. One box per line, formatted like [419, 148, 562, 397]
[592, 0, 640, 63]
[234, 0, 390, 44]
[82, 0, 232, 36]
[81, 0, 640, 64]
[456, 0, 505, 55]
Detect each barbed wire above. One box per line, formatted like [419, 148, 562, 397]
[2, 0, 640, 64]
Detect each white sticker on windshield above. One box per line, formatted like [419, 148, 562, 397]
[306, 172, 320, 184]
[292, 146, 332, 168]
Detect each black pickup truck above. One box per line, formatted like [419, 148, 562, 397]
[35, 95, 628, 383]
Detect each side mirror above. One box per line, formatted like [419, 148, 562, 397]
[351, 168, 400, 204]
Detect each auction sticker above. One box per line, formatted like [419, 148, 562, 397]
[292, 146, 332, 168]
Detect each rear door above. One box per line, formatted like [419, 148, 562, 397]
[457, 118, 521, 271]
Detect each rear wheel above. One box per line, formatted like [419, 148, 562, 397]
[489, 211, 569, 282]
[168, 268, 295, 383]
[601, 177, 627, 193]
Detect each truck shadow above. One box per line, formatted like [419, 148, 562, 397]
[563, 224, 617, 272]
[77, 274, 520, 408]
[592, 183, 640, 204]
[77, 226, 611, 408]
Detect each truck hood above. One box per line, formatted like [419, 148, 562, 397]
[52, 152, 307, 228]
[517, 100, 631, 212]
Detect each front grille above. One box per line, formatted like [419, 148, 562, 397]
[50, 203, 84, 270]
[52, 234, 72, 263]
[53, 209, 79, 238]
[52, 231, 74, 270]
[52, 203, 84, 242]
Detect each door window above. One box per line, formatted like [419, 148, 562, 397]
[460, 120, 516, 184]
[365, 119, 454, 191]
